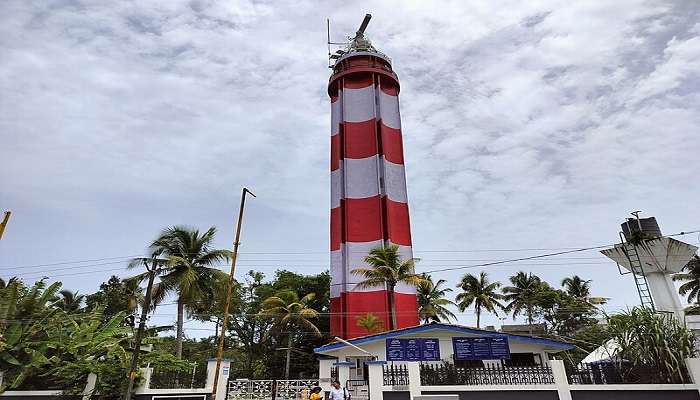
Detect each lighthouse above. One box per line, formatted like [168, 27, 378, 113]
[328, 15, 419, 339]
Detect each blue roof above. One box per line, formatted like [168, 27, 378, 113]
[314, 322, 574, 353]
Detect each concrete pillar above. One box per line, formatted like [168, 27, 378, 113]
[685, 357, 700, 393]
[81, 372, 97, 400]
[550, 360, 572, 400]
[366, 361, 386, 400]
[406, 362, 421, 399]
[334, 361, 353, 386]
[134, 367, 152, 394]
[647, 273, 685, 321]
[319, 359, 335, 393]
[207, 358, 231, 400]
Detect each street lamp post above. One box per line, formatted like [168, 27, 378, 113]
[211, 187, 255, 399]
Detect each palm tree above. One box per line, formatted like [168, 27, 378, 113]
[131, 226, 230, 358]
[123, 278, 145, 312]
[417, 274, 456, 324]
[356, 313, 384, 334]
[561, 275, 591, 300]
[261, 290, 321, 379]
[352, 245, 426, 330]
[456, 272, 504, 328]
[674, 256, 700, 304]
[57, 290, 85, 313]
[502, 271, 542, 333]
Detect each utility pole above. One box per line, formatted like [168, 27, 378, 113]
[124, 256, 162, 400]
[211, 187, 255, 400]
[0, 211, 11, 241]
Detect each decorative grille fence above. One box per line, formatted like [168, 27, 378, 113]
[565, 362, 692, 385]
[346, 379, 369, 400]
[227, 380, 274, 400]
[275, 380, 319, 399]
[420, 362, 555, 386]
[149, 362, 207, 389]
[383, 364, 409, 386]
[226, 379, 319, 400]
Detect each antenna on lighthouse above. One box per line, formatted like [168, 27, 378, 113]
[327, 14, 377, 67]
[356, 13, 372, 37]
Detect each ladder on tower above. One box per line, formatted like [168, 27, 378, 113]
[622, 242, 655, 310]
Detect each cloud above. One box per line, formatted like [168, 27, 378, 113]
[1, 0, 699, 331]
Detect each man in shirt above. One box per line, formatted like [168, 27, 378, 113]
[329, 380, 348, 400]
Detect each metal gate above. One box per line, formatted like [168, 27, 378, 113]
[346, 379, 369, 400]
[227, 379, 319, 400]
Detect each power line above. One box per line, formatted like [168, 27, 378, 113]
[3, 230, 697, 281]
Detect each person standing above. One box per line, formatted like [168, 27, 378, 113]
[328, 380, 348, 400]
[309, 386, 323, 400]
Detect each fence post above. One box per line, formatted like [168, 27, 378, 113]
[207, 358, 231, 399]
[318, 359, 335, 393]
[134, 367, 152, 394]
[333, 361, 353, 387]
[685, 358, 700, 394]
[406, 362, 421, 399]
[366, 361, 386, 400]
[81, 372, 97, 400]
[550, 360, 572, 400]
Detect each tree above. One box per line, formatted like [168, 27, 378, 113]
[134, 226, 230, 358]
[532, 283, 596, 335]
[456, 272, 504, 328]
[0, 278, 191, 397]
[356, 313, 384, 334]
[561, 276, 591, 300]
[56, 290, 85, 313]
[417, 274, 456, 324]
[352, 245, 425, 330]
[187, 273, 230, 342]
[231, 271, 273, 377]
[502, 271, 542, 333]
[260, 290, 320, 379]
[674, 256, 700, 305]
[85, 276, 144, 320]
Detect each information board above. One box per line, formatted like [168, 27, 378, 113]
[386, 338, 405, 361]
[421, 339, 440, 361]
[385, 338, 441, 361]
[452, 337, 511, 360]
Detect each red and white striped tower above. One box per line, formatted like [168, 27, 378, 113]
[329, 17, 419, 339]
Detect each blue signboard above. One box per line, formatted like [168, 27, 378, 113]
[421, 339, 441, 361]
[386, 338, 441, 361]
[452, 337, 511, 360]
[490, 337, 510, 359]
[404, 339, 421, 361]
[386, 338, 405, 361]
[452, 337, 474, 360]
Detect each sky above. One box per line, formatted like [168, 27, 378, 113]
[1, 0, 700, 336]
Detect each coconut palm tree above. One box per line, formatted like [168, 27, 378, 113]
[261, 290, 321, 379]
[674, 256, 700, 305]
[456, 272, 504, 328]
[57, 290, 85, 313]
[502, 271, 542, 333]
[561, 275, 591, 300]
[417, 274, 456, 324]
[123, 278, 145, 312]
[352, 245, 426, 330]
[356, 313, 384, 334]
[132, 225, 230, 358]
